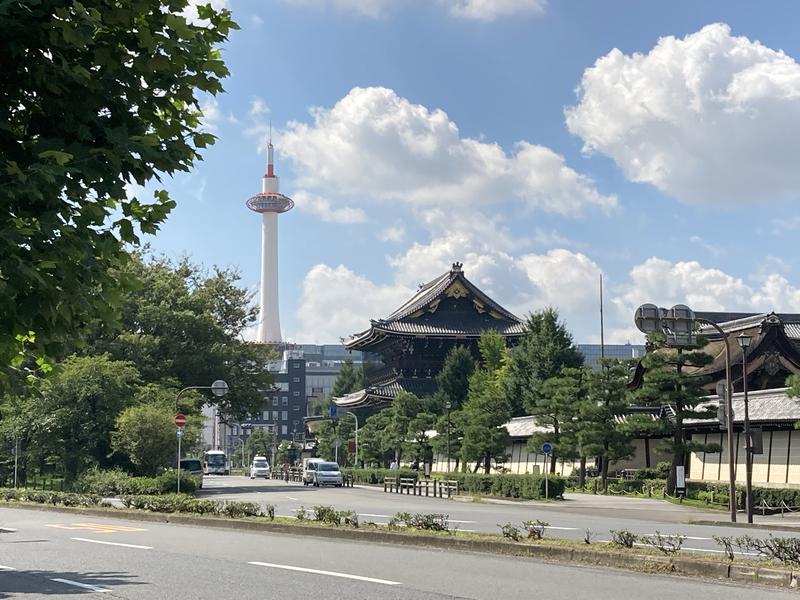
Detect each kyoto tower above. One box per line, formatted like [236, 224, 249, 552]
[246, 134, 294, 343]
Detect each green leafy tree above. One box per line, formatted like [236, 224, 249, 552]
[1, 0, 237, 383]
[787, 373, 800, 399]
[581, 360, 635, 490]
[313, 358, 362, 460]
[384, 392, 422, 465]
[504, 308, 584, 418]
[87, 254, 275, 420]
[358, 410, 393, 467]
[459, 331, 512, 474]
[245, 428, 276, 462]
[431, 346, 475, 470]
[32, 354, 141, 482]
[331, 359, 363, 399]
[530, 367, 591, 475]
[113, 401, 176, 476]
[630, 336, 717, 494]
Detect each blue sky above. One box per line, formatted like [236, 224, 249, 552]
[145, 0, 800, 343]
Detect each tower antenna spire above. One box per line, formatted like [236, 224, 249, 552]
[267, 121, 274, 178]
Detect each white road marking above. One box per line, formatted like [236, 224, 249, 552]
[248, 562, 401, 586]
[72, 537, 152, 550]
[51, 578, 111, 593]
[359, 513, 393, 519]
[0, 527, 17, 533]
[640, 534, 710, 540]
[544, 526, 578, 531]
[286, 496, 299, 501]
[0, 565, 16, 571]
[447, 519, 475, 524]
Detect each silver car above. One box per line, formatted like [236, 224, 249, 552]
[310, 461, 343, 487]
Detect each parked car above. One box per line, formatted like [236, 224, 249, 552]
[250, 456, 270, 479]
[179, 458, 204, 489]
[306, 461, 342, 487]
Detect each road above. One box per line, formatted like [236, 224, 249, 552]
[0, 505, 794, 599]
[197, 475, 800, 557]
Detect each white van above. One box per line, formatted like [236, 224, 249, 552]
[302, 457, 325, 486]
[250, 456, 270, 479]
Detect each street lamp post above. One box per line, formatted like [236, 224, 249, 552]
[345, 412, 359, 469]
[174, 380, 229, 494]
[738, 333, 754, 524]
[445, 401, 452, 473]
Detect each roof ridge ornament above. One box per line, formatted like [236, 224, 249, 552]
[451, 262, 463, 273]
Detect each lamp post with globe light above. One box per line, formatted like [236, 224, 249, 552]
[737, 333, 755, 524]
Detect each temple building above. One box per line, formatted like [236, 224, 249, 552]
[333, 262, 525, 410]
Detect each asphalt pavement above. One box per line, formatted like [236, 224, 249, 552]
[196, 475, 800, 556]
[0, 505, 795, 599]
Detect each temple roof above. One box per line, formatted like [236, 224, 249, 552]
[687, 387, 800, 426]
[630, 312, 800, 391]
[344, 262, 524, 350]
[333, 375, 437, 409]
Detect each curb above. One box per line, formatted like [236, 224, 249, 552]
[2, 502, 798, 591]
[689, 519, 800, 532]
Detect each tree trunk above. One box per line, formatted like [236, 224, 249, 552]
[578, 456, 587, 488]
[484, 453, 491, 474]
[601, 441, 610, 491]
[549, 453, 556, 474]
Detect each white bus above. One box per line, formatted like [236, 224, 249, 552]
[204, 450, 229, 475]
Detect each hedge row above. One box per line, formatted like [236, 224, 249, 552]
[0, 488, 272, 519]
[686, 481, 800, 509]
[436, 472, 566, 500]
[74, 468, 198, 496]
[340, 468, 419, 484]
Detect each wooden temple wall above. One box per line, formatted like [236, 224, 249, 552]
[689, 430, 800, 487]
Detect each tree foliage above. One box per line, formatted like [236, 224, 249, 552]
[0, 0, 237, 384]
[245, 428, 275, 462]
[459, 331, 512, 473]
[432, 346, 475, 468]
[504, 308, 584, 417]
[630, 335, 717, 493]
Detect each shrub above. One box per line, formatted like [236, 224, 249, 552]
[221, 501, 261, 518]
[639, 531, 685, 555]
[389, 512, 449, 531]
[435, 472, 565, 500]
[499, 522, 521, 541]
[610, 529, 638, 548]
[339, 510, 359, 528]
[713, 535, 735, 561]
[522, 520, 548, 540]
[75, 468, 198, 496]
[584, 529, 596, 544]
[296, 506, 308, 521]
[154, 469, 198, 495]
[340, 468, 418, 485]
[264, 504, 275, 521]
[313, 505, 340, 525]
[735, 534, 800, 564]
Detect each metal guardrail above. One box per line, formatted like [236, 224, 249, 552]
[383, 477, 458, 498]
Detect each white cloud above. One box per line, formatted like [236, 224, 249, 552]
[249, 14, 264, 28]
[249, 97, 271, 118]
[293, 190, 367, 224]
[296, 265, 413, 342]
[566, 23, 800, 205]
[199, 96, 237, 132]
[282, 0, 407, 18]
[280, 86, 616, 217]
[446, 0, 546, 21]
[182, 0, 229, 25]
[378, 223, 406, 243]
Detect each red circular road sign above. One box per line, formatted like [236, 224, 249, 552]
[175, 413, 187, 428]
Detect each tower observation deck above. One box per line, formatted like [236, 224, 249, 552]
[246, 137, 294, 343]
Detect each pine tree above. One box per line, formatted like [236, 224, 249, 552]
[581, 359, 635, 490]
[431, 346, 475, 470]
[459, 331, 512, 473]
[631, 335, 718, 494]
[504, 308, 584, 418]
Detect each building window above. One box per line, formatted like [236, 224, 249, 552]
[292, 377, 300, 383]
[293, 405, 300, 411]
[293, 391, 300, 397]
[281, 425, 288, 435]
[272, 397, 278, 406]
[282, 411, 288, 421]
[272, 411, 279, 420]
[282, 397, 288, 406]
[262, 411, 268, 421]
[292, 362, 300, 369]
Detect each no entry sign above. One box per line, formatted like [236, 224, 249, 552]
[175, 413, 187, 428]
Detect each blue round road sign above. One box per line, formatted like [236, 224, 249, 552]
[542, 443, 552, 454]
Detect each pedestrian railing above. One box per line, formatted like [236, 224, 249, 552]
[383, 477, 459, 498]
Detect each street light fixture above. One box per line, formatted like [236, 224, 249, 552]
[445, 401, 452, 474]
[635, 304, 737, 522]
[737, 333, 754, 524]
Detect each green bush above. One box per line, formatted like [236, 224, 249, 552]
[75, 468, 198, 496]
[434, 472, 565, 500]
[0, 488, 102, 507]
[340, 468, 418, 484]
